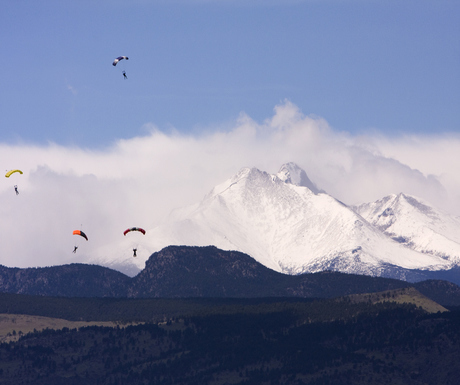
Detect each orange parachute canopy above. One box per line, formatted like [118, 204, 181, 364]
[73, 230, 88, 241]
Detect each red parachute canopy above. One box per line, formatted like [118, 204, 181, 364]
[123, 227, 146, 236]
[73, 230, 88, 241]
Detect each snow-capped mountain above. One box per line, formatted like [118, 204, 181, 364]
[276, 162, 324, 194]
[353, 193, 460, 264]
[89, 163, 460, 281]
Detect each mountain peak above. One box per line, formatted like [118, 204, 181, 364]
[396, 193, 437, 217]
[354, 193, 460, 262]
[276, 162, 322, 194]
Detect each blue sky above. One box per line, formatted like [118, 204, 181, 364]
[1, 0, 460, 270]
[2, 0, 459, 147]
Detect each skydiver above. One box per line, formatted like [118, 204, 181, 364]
[123, 71, 127, 79]
[133, 248, 137, 257]
[73, 246, 78, 253]
[14, 185, 19, 195]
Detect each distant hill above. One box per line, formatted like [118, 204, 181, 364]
[0, 263, 130, 297]
[2, 245, 460, 306]
[128, 245, 410, 298]
[413, 279, 460, 307]
[347, 286, 448, 313]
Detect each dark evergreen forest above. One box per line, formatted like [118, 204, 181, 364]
[1, 296, 460, 384]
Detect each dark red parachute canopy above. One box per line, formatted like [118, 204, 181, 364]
[123, 227, 146, 236]
[73, 230, 88, 241]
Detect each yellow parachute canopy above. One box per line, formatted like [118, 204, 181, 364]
[5, 169, 23, 178]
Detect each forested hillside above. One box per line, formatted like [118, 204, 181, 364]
[1, 298, 459, 384]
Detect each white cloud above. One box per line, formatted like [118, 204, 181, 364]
[1, 100, 459, 269]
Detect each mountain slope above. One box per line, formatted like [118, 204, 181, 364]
[354, 193, 460, 263]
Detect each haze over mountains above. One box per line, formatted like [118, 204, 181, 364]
[88, 163, 460, 283]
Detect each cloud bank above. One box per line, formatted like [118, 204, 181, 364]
[1, 100, 459, 269]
